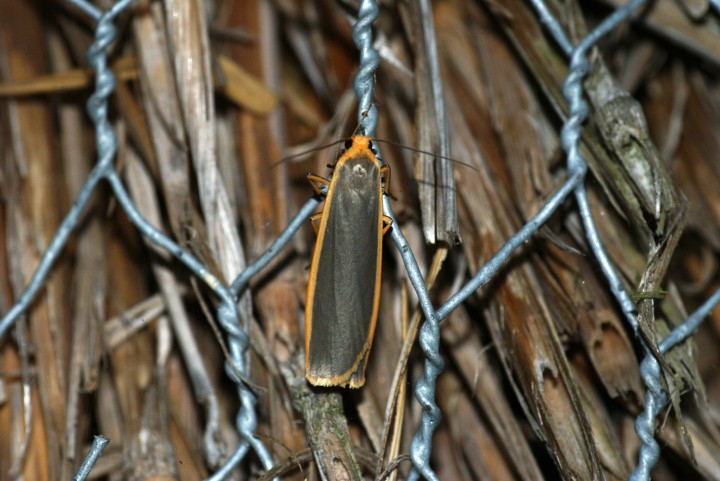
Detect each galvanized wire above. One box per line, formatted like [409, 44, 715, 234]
[630, 286, 720, 481]
[0, 0, 134, 339]
[348, 0, 636, 478]
[3, 1, 719, 480]
[348, 1, 442, 479]
[361, 0, 719, 479]
[528, 1, 720, 480]
[352, 0, 380, 135]
[0, 1, 274, 479]
[347, 1, 640, 480]
[72, 435, 109, 481]
[231, 198, 319, 297]
[529, 0, 644, 329]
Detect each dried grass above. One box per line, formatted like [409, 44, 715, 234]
[1, 1, 720, 480]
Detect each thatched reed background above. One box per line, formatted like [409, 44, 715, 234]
[1, 0, 720, 480]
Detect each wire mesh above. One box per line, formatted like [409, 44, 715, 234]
[1, 0, 276, 478]
[1, 0, 719, 480]
[72, 436, 109, 481]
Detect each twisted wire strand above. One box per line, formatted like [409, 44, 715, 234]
[532, 3, 673, 481]
[346, 1, 444, 478]
[530, 0, 645, 330]
[436, 171, 583, 319]
[231, 198, 319, 297]
[0, 0, 132, 339]
[341, 2, 720, 479]
[528, 1, 720, 480]
[0, 1, 275, 478]
[348, 1, 652, 479]
[352, 0, 380, 135]
[629, 287, 720, 481]
[348, 2, 443, 479]
[72, 436, 109, 481]
[386, 194, 443, 481]
[66, 0, 103, 22]
[564, 1, 646, 329]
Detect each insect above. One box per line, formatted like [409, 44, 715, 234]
[305, 135, 392, 388]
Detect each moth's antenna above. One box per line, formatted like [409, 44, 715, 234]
[372, 138, 478, 171]
[270, 139, 347, 170]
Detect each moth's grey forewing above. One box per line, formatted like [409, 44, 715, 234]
[307, 153, 382, 385]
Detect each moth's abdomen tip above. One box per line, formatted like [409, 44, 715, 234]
[305, 373, 365, 389]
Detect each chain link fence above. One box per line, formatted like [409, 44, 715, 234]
[1, 0, 719, 480]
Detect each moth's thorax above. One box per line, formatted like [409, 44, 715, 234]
[340, 135, 378, 164]
[336, 156, 379, 192]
